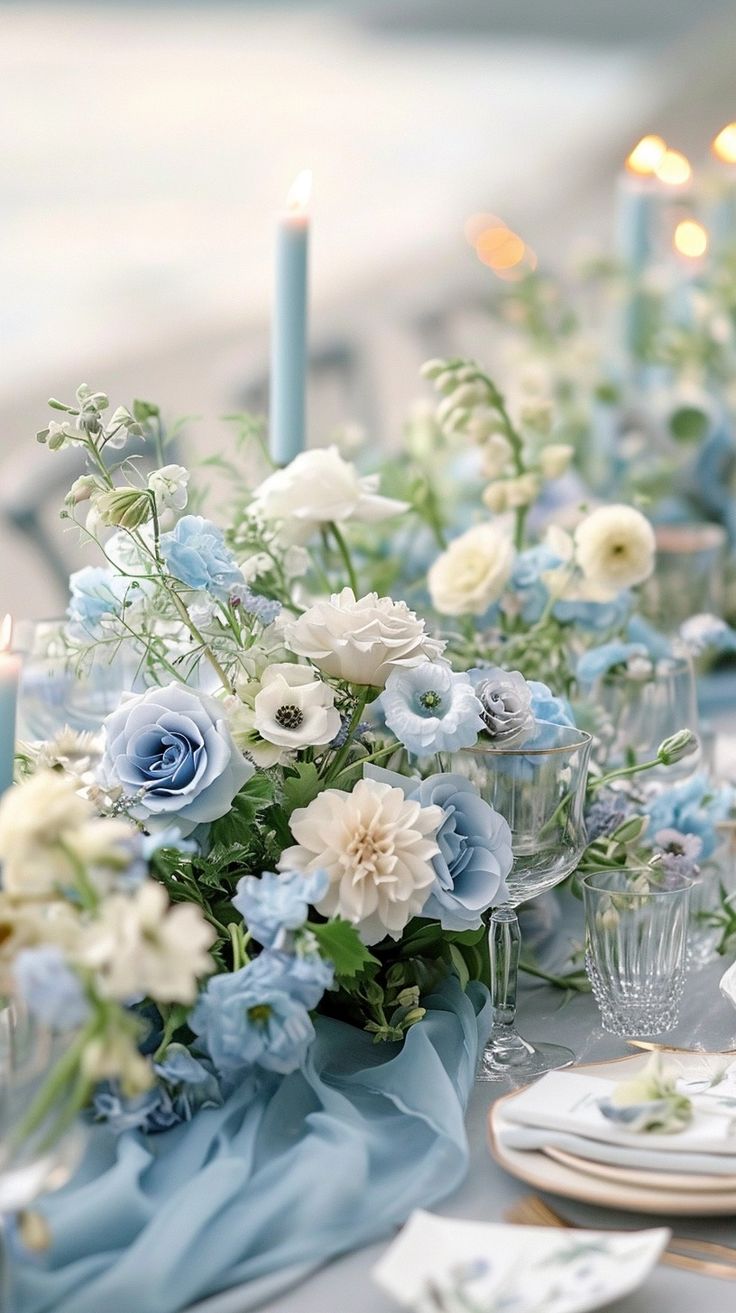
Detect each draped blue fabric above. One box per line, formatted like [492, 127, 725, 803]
[14, 979, 490, 1313]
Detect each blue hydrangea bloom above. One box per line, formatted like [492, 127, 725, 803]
[366, 766, 512, 931]
[13, 947, 90, 1031]
[509, 546, 559, 623]
[626, 614, 673, 660]
[159, 515, 244, 600]
[644, 773, 734, 860]
[232, 869, 329, 948]
[576, 641, 649, 684]
[189, 952, 317, 1077]
[382, 661, 484, 755]
[528, 680, 575, 729]
[553, 590, 632, 633]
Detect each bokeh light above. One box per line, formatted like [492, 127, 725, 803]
[712, 123, 736, 164]
[625, 134, 667, 176]
[673, 218, 708, 258]
[655, 148, 692, 186]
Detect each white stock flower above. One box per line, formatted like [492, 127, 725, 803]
[482, 482, 508, 514]
[0, 772, 91, 896]
[148, 464, 190, 513]
[285, 588, 444, 687]
[539, 443, 574, 480]
[574, 505, 656, 592]
[428, 523, 515, 617]
[251, 446, 409, 544]
[82, 880, 215, 1005]
[480, 433, 514, 478]
[502, 473, 540, 509]
[278, 777, 443, 944]
[253, 663, 341, 749]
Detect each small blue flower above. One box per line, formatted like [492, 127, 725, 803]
[94, 1086, 174, 1135]
[13, 947, 90, 1031]
[233, 586, 282, 626]
[93, 1047, 225, 1136]
[269, 949, 335, 1009]
[382, 661, 484, 755]
[554, 591, 632, 633]
[366, 766, 512, 931]
[189, 952, 316, 1077]
[67, 566, 136, 636]
[232, 869, 329, 948]
[576, 641, 649, 684]
[509, 545, 559, 623]
[585, 791, 631, 841]
[159, 515, 244, 600]
[644, 773, 734, 860]
[680, 613, 736, 656]
[527, 680, 575, 729]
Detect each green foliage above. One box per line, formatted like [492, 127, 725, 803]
[309, 919, 379, 980]
[281, 761, 322, 816]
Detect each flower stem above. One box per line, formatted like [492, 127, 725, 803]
[324, 688, 370, 783]
[589, 754, 661, 794]
[329, 522, 359, 596]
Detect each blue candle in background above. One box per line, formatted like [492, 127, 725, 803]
[0, 617, 20, 799]
[269, 170, 312, 466]
[710, 123, 736, 252]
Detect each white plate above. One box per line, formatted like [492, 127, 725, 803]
[545, 1145, 736, 1194]
[489, 1051, 736, 1217]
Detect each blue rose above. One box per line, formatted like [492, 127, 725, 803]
[102, 681, 253, 836]
[366, 766, 512, 931]
[232, 869, 329, 948]
[159, 515, 244, 600]
[189, 952, 317, 1077]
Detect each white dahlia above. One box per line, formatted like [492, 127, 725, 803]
[278, 777, 443, 944]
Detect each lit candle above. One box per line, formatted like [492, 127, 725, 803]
[669, 218, 709, 327]
[269, 170, 312, 466]
[0, 616, 20, 799]
[616, 135, 667, 273]
[710, 122, 736, 250]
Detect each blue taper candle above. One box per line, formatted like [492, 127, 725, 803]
[269, 170, 311, 466]
[0, 617, 19, 799]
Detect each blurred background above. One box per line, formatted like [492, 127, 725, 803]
[2, 0, 736, 617]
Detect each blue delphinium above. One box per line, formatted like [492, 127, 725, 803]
[382, 661, 484, 755]
[159, 515, 244, 600]
[644, 773, 734, 860]
[576, 641, 650, 684]
[271, 948, 335, 1009]
[94, 1046, 224, 1135]
[13, 947, 90, 1031]
[189, 952, 321, 1078]
[366, 766, 512, 931]
[232, 869, 329, 949]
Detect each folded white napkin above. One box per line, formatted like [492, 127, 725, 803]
[373, 1209, 669, 1312]
[501, 1068, 736, 1156]
[499, 1123, 736, 1177]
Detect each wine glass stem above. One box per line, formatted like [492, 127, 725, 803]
[490, 903, 522, 1037]
[1, 1215, 14, 1313]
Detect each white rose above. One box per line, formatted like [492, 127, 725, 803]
[539, 443, 574, 480]
[279, 777, 443, 944]
[253, 663, 341, 749]
[428, 524, 515, 617]
[574, 504, 656, 592]
[251, 446, 408, 544]
[285, 588, 444, 687]
[147, 464, 190, 513]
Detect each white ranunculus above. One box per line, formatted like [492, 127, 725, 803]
[253, 663, 341, 749]
[285, 588, 444, 687]
[250, 446, 409, 544]
[428, 523, 515, 617]
[574, 505, 656, 592]
[539, 443, 574, 480]
[81, 880, 215, 1005]
[279, 777, 443, 944]
[148, 463, 190, 513]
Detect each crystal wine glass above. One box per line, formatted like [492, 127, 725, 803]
[0, 1004, 86, 1310]
[454, 723, 592, 1082]
[14, 618, 143, 741]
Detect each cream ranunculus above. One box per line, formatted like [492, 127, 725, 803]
[428, 523, 515, 617]
[250, 446, 409, 544]
[253, 663, 341, 749]
[278, 777, 443, 944]
[574, 505, 656, 592]
[285, 588, 444, 687]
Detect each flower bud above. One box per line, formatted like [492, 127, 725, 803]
[539, 443, 574, 480]
[480, 432, 514, 478]
[657, 729, 699, 766]
[482, 481, 508, 513]
[96, 487, 152, 530]
[503, 472, 541, 509]
[66, 474, 102, 506]
[420, 358, 446, 380]
[403, 1007, 426, 1027]
[448, 381, 487, 408]
[519, 399, 553, 433]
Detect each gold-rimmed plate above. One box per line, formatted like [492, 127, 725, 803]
[488, 1050, 736, 1217]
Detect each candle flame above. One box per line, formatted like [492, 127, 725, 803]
[0, 615, 12, 652]
[712, 123, 736, 164]
[673, 219, 708, 259]
[625, 134, 667, 176]
[655, 148, 692, 187]
[286, 170, 313, 214]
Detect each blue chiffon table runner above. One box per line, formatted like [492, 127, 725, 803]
[15, 978, 490, 1313]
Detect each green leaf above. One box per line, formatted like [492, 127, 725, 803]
[209, 773, 275, 847]
[448, 944, 470, 990]
[282, 762, 322, 816]
[310, 919, 379, 979]
[133, 398, 161, 422]
[669, 405, 710, 443]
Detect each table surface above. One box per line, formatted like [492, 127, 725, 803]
[246, 954, 736, 1313]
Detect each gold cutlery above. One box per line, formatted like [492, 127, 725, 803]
[505, 1194, 736, 1280]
